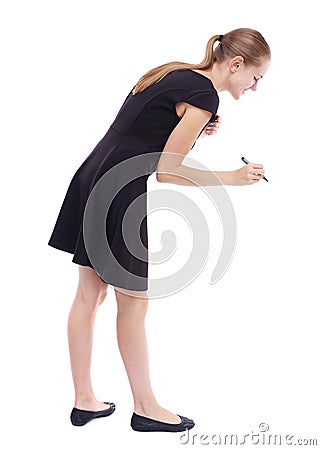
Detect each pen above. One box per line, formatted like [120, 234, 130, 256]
[241, 156, 269, 182]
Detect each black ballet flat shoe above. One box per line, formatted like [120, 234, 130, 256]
[130, 412, 195, 432]
[70, 402, 116, 426]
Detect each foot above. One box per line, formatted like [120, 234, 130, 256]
[131, 412, 194, 432]
[74, 399, 112, 412]
[134, 404, 182, 424]
[71, 401, 115, 426]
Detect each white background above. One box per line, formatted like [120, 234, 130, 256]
[1, 0, 320, 448]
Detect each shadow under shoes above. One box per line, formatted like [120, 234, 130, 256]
[130, 412, 195, 432]
[70, 402, 116, 426]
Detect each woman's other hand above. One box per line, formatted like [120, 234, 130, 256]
[200, 115, 221, 137]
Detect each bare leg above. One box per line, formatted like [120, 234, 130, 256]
[115, 288, 181, 424]
[67, 265, 110, 411]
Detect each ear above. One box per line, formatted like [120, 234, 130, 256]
[230, 56, 244, 73]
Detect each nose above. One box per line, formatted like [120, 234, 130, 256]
[251, 79, 259, 91]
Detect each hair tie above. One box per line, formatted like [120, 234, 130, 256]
[218, 35, 224, 42]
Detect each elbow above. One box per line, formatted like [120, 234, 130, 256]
[156, 171, 168, 183]
[156, 166, 180, 183]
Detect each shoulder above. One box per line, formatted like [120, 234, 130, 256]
[165, 69, 217, 93]
[171, 69, 218, 100]
[129, 69, 219, 117]
[161, 69, 219, 112]
[177, 71, 219, 116]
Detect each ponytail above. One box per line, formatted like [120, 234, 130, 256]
[132, 29, 270, 95]
[132, 35, 221, 95]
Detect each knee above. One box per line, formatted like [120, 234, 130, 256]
[77, 265, 108, 308]
[115, 289, 148, 316]
[97, 287, 108, 305]
[78, 283, 108, 308]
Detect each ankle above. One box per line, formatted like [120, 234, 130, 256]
[75, 392, 96, 404]
[134, 398, 159, 416]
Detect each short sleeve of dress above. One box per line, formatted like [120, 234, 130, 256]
[185, 90, 219, 118]
[183, 89, 220, 148]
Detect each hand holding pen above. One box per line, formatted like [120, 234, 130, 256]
[241, 157, 268, 182]
[232, 156, 268, 185]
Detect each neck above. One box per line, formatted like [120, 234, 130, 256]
[201, 62, 226, 92]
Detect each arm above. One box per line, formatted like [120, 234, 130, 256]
[156, 104, 264, 186]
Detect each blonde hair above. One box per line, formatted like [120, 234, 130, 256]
[132, 28, 271, 95]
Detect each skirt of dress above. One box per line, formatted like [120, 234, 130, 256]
[48, 128, 152, 292]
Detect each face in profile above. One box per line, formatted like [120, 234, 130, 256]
[228, 58, 270, 100]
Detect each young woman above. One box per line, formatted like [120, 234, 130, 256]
[48, 28, 271, 432]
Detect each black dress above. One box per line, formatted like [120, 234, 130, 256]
[48, 69, 219, 291]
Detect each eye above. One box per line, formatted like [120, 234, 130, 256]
[249, 75, 263, 88]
